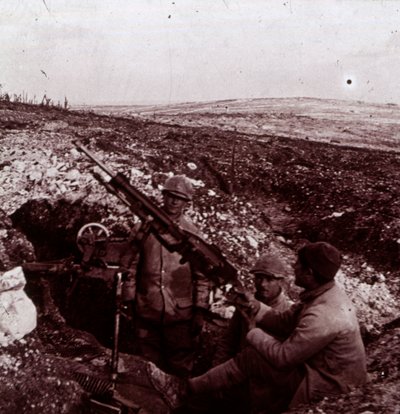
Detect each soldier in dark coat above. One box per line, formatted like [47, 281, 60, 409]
[125, 175, 210, 376]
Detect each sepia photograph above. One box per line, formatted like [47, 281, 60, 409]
[0, 1, 399, 413]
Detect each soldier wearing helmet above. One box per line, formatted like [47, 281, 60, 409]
[162, 175, 194, 201]
[125, 174, 210, 376]
[210, 253, 294, 412]
[251, 254, 293, 311]
[161, 175, 194, 220]
[214, 252, 293, 365]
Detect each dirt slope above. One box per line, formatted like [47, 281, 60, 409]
[82, 97, 400, 152]
[0, 99, 399, 413]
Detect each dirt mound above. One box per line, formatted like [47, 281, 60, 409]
[0, 209, 35, 272]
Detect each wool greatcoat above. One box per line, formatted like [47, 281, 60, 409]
[244, 280, 367, 408]
[127, 214, 210, 375]
[131, 214, 210, 323]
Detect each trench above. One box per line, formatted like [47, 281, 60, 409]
[9, 198, 136, 352]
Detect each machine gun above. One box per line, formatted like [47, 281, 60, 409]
[74, 140, 239, 287]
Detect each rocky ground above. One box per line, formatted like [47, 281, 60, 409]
[0, 98, 399, 413]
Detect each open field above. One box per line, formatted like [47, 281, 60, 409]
[77, 97, 400, 152]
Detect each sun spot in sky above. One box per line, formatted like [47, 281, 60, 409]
[342, 75, 356, 91]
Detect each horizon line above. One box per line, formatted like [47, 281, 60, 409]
[71, 96, 400, 108]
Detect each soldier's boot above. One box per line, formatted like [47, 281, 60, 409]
[146, 361, 188, 410]
[188, 358, 246, 394]
[146, 359, 246, 409]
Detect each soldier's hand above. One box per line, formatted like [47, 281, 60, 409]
[231, 291, 260, 315]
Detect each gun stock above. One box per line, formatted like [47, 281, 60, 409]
[74, 141, 238, 285]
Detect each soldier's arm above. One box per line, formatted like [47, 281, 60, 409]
[120, 222, 146, 302]
[192, 266, 211, 310]
[213, 310, 243, 365]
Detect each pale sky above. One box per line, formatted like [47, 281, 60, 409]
[1, 0, 400, 105]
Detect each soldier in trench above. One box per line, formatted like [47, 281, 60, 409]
[146, 241, 367, 413]
[213, 253, 294, 366]
[122, 175, 211, 377]
[209, 253, 294, 413]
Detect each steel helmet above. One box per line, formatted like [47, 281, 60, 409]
[162, 175, 194, 201]
[250, 254, 288, 279]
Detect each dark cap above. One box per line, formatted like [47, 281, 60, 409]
[298, 242, 341, 282]
[250, 254, 288, 279]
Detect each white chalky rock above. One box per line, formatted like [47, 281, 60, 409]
[131, 167, 144, 177]
[69, 148, 81, 159]
[46, 167, 59, 178]
[65, 169, 81, 181]
[28, 169, 43, 181]
[0, 267, 37, 347]
[12, 160, 26, 172]
[246, 235, 259, 249]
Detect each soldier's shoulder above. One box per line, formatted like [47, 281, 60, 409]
[180, 214, 200, 233]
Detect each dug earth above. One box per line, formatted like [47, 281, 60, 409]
[0, 99, 399, 413]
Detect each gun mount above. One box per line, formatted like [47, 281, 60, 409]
[22, 221, 137, 349]
[73, 140, 239, 287]
[24, 221, 133, 281]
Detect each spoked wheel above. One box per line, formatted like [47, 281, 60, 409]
[76, 222, 110, 253]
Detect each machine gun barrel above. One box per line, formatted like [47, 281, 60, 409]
[74, 140, 115, 177]
[75, 140, 177, 231]
[74, 141, 238, 286]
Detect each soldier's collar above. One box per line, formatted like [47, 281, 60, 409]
[299, 280, 335, 303]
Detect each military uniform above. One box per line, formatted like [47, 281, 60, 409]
[245, 280, 366, 408]
[182, 242, 367, 414]
[214, 289, 293, 365]
[212, 253, 294, 413]
[127, 176, 210, 376]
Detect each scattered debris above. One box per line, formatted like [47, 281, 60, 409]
[0, 99, 399, 413]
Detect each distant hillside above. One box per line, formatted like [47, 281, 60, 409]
[74, 97, 400, 152]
